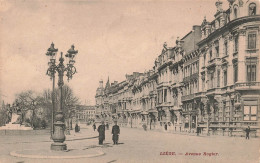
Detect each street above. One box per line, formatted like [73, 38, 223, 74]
[0, 127, 259, 163]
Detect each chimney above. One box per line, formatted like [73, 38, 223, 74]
[215, 0, 223, 12]
[99, 80, 103, 88]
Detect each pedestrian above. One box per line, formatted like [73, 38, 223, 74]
[75, 123, 79, 133]
[245, 126, 250, 140]
[97, 121, 106, 145]
[164, 123, 167, 131]
[93, 123, 96, 131]
[112, 120, 120, 145]
[196, 125, 200, 136]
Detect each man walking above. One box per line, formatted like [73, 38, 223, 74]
[245, 126, 251, 140]
[93, 123, 96, 131]
[97, 121, 105, 145]
[112, 120, 120, 145]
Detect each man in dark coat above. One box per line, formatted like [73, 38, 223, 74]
[196, 125, 200, 136]
[112, 121, 120, 145]
[93, 123, 96, 131]
[75, 123, 79, 133]
[245, 126, 250, 140]
[97, 121, 106, 145]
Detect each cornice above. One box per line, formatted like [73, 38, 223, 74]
[198, 15, 260, 46]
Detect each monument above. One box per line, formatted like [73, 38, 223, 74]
[0, 108, 33, 130]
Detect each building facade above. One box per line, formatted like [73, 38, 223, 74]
[75, 105, 96, 123]
[95, 0, 260, 137]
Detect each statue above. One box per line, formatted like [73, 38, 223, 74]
[7, 107, 12, 124]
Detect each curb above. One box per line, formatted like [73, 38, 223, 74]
[3, 135, 99, 145]
[10, 149, 105, 159]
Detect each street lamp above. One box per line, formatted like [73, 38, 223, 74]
[46, 42, 58, 139]
[46, 42, 78, 151]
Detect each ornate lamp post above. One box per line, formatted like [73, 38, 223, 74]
[46, 43, 78, 151]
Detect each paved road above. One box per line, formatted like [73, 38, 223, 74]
[0, 127, 259, 163]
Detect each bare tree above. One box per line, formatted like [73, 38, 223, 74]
[43, 85, 79, 134]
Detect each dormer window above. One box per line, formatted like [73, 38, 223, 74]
[224, 41, 228, 56]
[215, 41, 219, 57]
[209, 49, 213, 60]
[249, 3, 256, 16]
[233, 5, 238, 19]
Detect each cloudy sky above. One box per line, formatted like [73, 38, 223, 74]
[0, 0, 228, 105]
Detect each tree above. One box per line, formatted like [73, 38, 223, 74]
[15, 90, 51, 129]
[0, 103, 8, 126]
[43, 85, 79, 133]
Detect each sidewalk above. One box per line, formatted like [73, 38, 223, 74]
[8, 127, 104, 160]
[0, 127, 98, 145]
[122, 126, 259, 139]
[66, 127, 98, 141]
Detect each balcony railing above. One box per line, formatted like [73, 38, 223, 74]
[183, 73, 199, 83]
[235, 82, 260, 90]
[181, 94, 195, 101]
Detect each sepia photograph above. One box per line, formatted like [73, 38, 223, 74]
[0, 0, 259, 162]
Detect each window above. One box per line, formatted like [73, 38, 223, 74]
[164, 89, 167, 102]
[248, 33, 256, 49]
[234, 35, 239, 52]
[204, 54, 206, 66]
[249, 3, 256, 16]
[223, 102, 226, 121]
[224, 41, 228, 56]
[234, 6, 238, 18]
[215, 45, 219, 57]
[202, 79, 205, 91]
[247, 64, 257, 81]
[224, 70, 227, 86]
[217, 70, 220, 87]
[244, 105, 257, 121]
[234, 64, 238, 83]
[210, 73, 214, 88]
[209, 50, 213, 60]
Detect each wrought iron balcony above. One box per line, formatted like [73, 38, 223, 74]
[181, 94, 195, 101]
[235, 82, 260, 90]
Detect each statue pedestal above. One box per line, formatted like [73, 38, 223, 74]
[0, 113, 33, 130]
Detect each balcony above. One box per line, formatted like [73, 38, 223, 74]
[181, 94, 195, 102]
[207, 58, 221, 68]
[235, 82, 260, 91]
[206, 87, 222, 96]
[157, 82, 170, 88]
[183, 73, 199, 83]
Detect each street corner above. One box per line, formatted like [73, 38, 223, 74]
[10, 148, 105, 159]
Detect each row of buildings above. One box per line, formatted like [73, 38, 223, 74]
[73, 105, 96, 124]
[95, 0, 260, 137]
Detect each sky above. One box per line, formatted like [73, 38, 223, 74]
[0, 0, 229, 105]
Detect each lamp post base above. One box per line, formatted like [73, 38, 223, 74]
[51, 143, 67, 151]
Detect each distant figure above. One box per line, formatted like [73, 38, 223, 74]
[97, 121, 106, 145]
[196, 125, 200, 136]
[245, 126, 251, 140]
[75, 123, 79, 133]
[93, 123, 96, 131]
[112, 121, 120, 145]
[106, 123, 109, 130]
[164, 123, 167, 131]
